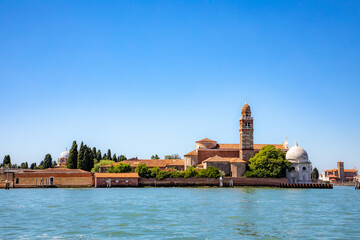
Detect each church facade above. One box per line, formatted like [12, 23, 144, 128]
[184, 103, 289, 177]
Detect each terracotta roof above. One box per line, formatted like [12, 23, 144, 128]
[327, 175, 339, 178]
[184, 149, 198, 156]
[217, 144, 240, 149]
[203, 155, 228, 162]
[325, 169, 338, 172]
[95, 173, 139, 178]
[254, 144, 286, 150]
[202, 156, 246, 163]
[344, 169, 357, 172]
[196, 138, 216, 143]
[337, 161, 344, 163]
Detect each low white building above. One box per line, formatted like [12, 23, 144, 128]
[286, 142, 312, 184]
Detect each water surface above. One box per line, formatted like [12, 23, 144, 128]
[0, 187, 359, 239]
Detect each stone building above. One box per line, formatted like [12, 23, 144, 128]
[286, 142, 312, 184]
[184, 103, 289, 177]
[57, 150, 69, 167]
[320, 161, 358, 183]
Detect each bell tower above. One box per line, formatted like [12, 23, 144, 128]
[239, 102, 254, 162]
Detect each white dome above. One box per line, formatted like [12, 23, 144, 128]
[59, 150, 69, 159]
[286, 142, 309, 163]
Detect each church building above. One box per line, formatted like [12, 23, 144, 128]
[184, 103, 289, 177]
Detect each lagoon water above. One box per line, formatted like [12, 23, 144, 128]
[1, 187, 359, 239]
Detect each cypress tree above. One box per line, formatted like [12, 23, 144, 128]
[43, 154, 53, 169]
[103, 153, 107, 160]
[96, 150, 102, 161]
[3, 155, 11, 166]
[113, 153, 117, 162]
[77, 142, 85, 169]
[67, 141, 78, 169]
[107, 149, 112, 160]
[79, 147, 93, 171]
[92, 147, 97, 159]
[30, 163, 36, 169]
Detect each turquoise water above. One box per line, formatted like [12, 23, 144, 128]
[0, 187, 359, 239]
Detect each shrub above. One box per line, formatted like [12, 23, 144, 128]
[135, 164, 151, 178]
[91, 160, 115, 173]
[184, 167, 198, 178]
[108, 162, 132, 173]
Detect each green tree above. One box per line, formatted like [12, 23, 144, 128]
[91, 160, 115, 173]
[77, 142, 85, 169]
[118, 155, 127, 161]
[135, 164, 151, 178]
[3, 155, 11, 166]
[21, 162, 27, 169]
[103, 153, 107, 160]
[43, 154, 53, 169]
[164, 154, 181, 159]
[244, 145, 291, 178]
[311, 167, 319, 180]
[92, 147, 97, 159]
[108, 162, 132, 173]
[107, 149, 112, 160]
[151, 154, 160, 159]
[96, 150, 102, 161]
[79, 147, 93, 171]
[67, 141, 78, 169]
[112, 153, 117, 162]
[30, 163, 36, 169]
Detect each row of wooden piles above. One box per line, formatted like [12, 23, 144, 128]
[280, 183, 333, 189]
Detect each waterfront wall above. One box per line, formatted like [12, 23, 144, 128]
[139, 177, 288, 187]
[14, 172, 93, 188]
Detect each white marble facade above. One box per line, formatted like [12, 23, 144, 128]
[286, 142, 312, 184]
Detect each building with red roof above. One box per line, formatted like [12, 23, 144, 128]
[184, 102, 289, 177]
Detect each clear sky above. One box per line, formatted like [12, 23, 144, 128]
[1, 1, 359, 172]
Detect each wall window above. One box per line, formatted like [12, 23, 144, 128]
[16, 178, 19, 184]
[303, 167, 306, 171]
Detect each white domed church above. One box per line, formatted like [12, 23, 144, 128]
[286, 142, 312, 183]
[57, 150, 69, 167]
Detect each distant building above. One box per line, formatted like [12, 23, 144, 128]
[320, 161, 357, 183]
[184, 102, 289, 177]
[286, 142, 312, 184]
[57, 150, 69, 167]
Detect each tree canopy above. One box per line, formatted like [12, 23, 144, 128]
[3, 155, 11, 166]
[67, 141, 78, 169]
[164, 154, 181, 159]
[244, 145, 291, 178]
[311, 167, 319, 180]
[43, 154, 53, 169]
[108, 162, 132, 173]
[151, 154, 160, 159]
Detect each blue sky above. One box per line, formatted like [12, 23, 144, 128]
[1, 1, 359, 172]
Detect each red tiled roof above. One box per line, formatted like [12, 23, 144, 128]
[196, 138, 216, 143]
[184, 150, 197, 156]
[94, 173, 139, 178]
[344, 169, 357, 172]
[202, 155, 246, 163]
[327, 175, 339, 178]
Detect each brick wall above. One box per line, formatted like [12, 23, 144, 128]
[139, 177, 288, 187]
[13, 172, 93, 188]
[95, 177, 138, 187]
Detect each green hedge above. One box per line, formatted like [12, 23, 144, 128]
[135, 164, 221, 180]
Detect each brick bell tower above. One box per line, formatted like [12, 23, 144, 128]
[239, 101, 254, 162]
